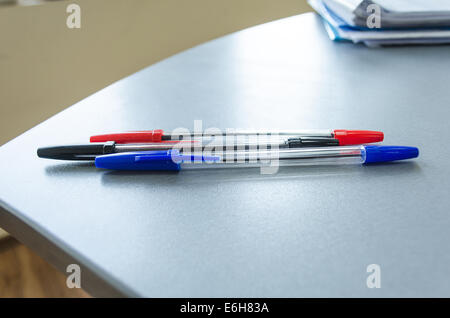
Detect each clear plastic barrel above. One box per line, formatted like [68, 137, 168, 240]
[179, 146, 365, 169]
[169, 129, 333, 138]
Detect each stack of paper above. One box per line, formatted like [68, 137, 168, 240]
[308, 0, 450, 46]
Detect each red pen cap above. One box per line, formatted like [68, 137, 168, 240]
[333, 129, 384, 145]
[90, 130, 164, 143]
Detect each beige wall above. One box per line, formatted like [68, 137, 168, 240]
[0, 0, 311, 146]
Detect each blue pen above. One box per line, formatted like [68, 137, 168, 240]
[94, 145, 419, 171]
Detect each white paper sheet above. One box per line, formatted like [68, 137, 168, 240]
[374, 0, 450, 13]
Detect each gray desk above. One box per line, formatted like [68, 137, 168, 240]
[1, 13, 449, 297]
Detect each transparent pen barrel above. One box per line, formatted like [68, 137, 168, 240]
[169, 129, 333, 138]
[115, 139, 289, 152]
[179, 146, 365, 169]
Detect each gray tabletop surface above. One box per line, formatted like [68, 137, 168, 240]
[1, 13, 449, 297]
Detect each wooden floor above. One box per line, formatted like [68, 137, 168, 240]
[0, 237, 91, 297]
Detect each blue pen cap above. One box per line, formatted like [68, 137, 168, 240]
[363, 145, 419, 164]
[95, 150, 181, 171]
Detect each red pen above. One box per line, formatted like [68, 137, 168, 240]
[90, 129, 384, 146]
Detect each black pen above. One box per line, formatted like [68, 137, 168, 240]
[37, 137, 340, 161]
